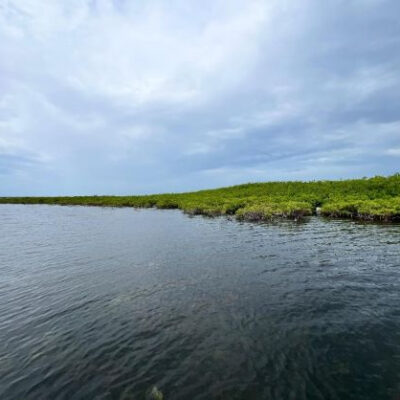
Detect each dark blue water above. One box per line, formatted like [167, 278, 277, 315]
[1, 205, 400, 400]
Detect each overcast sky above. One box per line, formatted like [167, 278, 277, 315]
[1, 0, 399, 195]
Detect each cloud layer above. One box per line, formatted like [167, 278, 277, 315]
[1, 0, 399, 195]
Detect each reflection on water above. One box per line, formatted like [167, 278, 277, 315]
[0, 205, 400, 400]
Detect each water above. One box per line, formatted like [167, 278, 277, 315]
[1, 205, 400, 400]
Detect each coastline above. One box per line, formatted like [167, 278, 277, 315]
[1, 174, 400, 223]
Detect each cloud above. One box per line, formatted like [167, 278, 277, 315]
[0, 0, 399, 195]
[0, 153, 41, 175]
[387, 148, 400, 157]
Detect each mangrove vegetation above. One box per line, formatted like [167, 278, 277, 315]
[1, 174, 400, 222]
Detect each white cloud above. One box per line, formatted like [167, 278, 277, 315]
[387, 148, 400, 156]
[1, 0, 272, 106]
[0, 0, 399, 194]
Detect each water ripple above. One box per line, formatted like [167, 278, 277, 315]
[0, 205, 400, 399]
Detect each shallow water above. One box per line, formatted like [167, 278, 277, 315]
[1, 205, 400, 400]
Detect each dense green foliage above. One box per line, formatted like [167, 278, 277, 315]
[1, 174, 400, 221]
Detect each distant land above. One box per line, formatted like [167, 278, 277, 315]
[1, 174, 400, 222]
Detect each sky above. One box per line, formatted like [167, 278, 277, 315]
[1, 0, 400, 195]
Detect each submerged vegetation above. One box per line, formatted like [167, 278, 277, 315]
[1, 174, 400, 222]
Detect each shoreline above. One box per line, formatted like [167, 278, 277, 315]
[1, 202, 400, 224]
[1, 174, 400, 223]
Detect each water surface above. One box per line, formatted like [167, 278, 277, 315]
[1, 205, 400, 399]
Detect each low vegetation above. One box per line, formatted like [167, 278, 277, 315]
[1, 174, 400, 222]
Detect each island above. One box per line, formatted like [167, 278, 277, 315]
[1, 174, 399, 222]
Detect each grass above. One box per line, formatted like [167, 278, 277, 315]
[1, 174, 400, 222]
